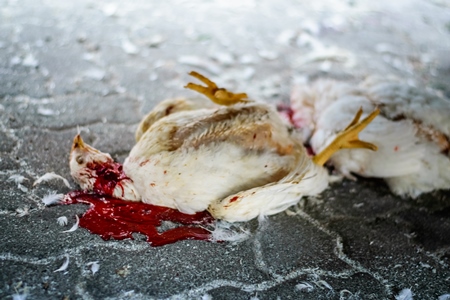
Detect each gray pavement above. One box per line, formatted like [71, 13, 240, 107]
[1, 0, 450, 299]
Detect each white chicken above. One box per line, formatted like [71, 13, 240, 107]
[289, 77, 450, 198]
[70, 72, 379, 222]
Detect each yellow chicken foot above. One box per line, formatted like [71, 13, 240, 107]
[184, 71, 249, 106]
[313, 107, 380, 166]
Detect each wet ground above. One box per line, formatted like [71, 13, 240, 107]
[1, 0, 450, 299]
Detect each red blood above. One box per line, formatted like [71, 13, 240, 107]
[229, 196, 239, 203]
[276, 103, 295, 126]
[276, 104, 316, 156]
[62, 191, 214, 247]
[305, 145, 315, 156]
[86, 161, 129, 197]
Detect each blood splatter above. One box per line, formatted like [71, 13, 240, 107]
[62, 191, 214, 247]
[229, 196, 239, 203]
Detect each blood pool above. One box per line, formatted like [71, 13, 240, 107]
[62, 191, 214, 247]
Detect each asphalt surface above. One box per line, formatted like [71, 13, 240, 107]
[1, 0, 450, 299]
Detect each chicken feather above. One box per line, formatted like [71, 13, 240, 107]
[290, 77, 450, 197]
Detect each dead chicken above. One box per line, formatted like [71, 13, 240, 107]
[70, 72, 379, 222]
[288, 77, 450, 198]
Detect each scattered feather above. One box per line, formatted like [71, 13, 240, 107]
[62, 215, 79, 233]
[149, 72, 158, 81]
[86, 261, 100, 275]
[258, 50, 279, 60]
[16, 207, 30, 217]
[315, 280, 333, 291]
[8, 175, 28, 184]
[242, 67, 255, 80]
[276, 29, 297, 46]
[201, 294, 212, 300]
[210, 51, 234, 66]
[210, 221, 251, 243]
[10, 56, 21, 65]
[42, 192, 64, 206]
[37, 107, 58, 116]
[395, 288, 413, 300]
[257, 214, 269, 231]
[82, 52, 95, 61]
[296, 45, 354, 67]
[375, 43, 399, 55]
[295, 281, 314, 293]
[122, 40, 139, 55]
[8, 175, 29, 192]
[147, 34, 165, 47]
[54, 254, 70, 272]
[22, 53, 39, 67]
[57, 216, 68, 226]
[102, 3, 118, 17]
[239, 54, 257, 64]
[33, 172, 71, 188]
[12, 293, 28, 300]
[18, 184, 29, 193]
[83, 68, 106, 81]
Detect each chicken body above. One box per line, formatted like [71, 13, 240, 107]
[70, 72, 378, 222]
[290, 78, 450, 198]
[123, 98, 328, 222]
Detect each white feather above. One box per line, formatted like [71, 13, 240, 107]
[201, 294, 212, 300]
[57, 216, 68, 226]
[54, 254, 70, 272]
[18, 184, 28, 192]
[315, 280, 333, 291]
[12, 294, 28, 300]
[395, 288, 413, 300]
[439, 294, 450, 300]
[42, 192, 64, 206]
[16, 207, 30, 217]
[8, 174, 28, 184]
[8, 175, 29, 192]
[62, 215, 79, 233]
[295, 282, 314, 293]
[33, 172, 71, 188]
[210, 221, 251, 243]
[87, 261, 100, 275]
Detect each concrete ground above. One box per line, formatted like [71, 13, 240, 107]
[1, 0, 450, 299]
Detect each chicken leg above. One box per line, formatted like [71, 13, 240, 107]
[184, 71, 249, 106]
[313, 107, 380, 166]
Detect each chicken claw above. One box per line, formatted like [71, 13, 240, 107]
[184, 71, 249, 106]
[313, 107, 380, 166]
